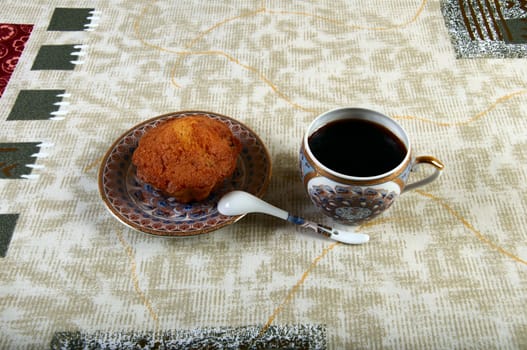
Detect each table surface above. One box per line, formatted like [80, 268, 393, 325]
[1, 1, 526, 349]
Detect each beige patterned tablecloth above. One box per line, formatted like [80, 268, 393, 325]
[1, 1, 526, 349]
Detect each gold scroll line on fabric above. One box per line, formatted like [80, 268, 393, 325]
[254, 219, 389, 341]
[256, 192, 526, 340]
[415, 190, 527, 265]
[115, 229, 160, 331]
[185, 0, 427, 49]
[394, 89, 527, 126]
[84, 89, 526, 174]
[84, 156, 101, 173]
[133, 0, 428, 112]
[113, 189, 526, 336]
[256, 241, 340, 339]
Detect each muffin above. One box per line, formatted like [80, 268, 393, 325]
[132, 115, 242, 203]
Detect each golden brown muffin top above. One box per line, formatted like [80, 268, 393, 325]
[132, 115, 241, 199]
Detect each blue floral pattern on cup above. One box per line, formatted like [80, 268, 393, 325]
[299, 143, 404, 225]
[308, 184, 397, 224]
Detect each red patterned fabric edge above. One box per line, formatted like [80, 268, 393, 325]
[0, 23, 33, 98]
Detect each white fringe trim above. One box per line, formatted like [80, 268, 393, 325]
[70, 45, 88, 65]
[21, 174, 40, 180]
[37, 142, 54, 148]
[85, 10, 101, 31]
[53, 101, 70, 107]
[26, 164, 45, 170]
[50, 110, 68, 116]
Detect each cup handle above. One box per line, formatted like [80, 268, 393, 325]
[403, 156, 445, 193]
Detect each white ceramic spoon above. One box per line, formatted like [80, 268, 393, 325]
[217, 190, 369, 245]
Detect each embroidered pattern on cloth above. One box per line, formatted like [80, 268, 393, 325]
[0, 214, 19, 257]
[50, 325, 327, 349]
[441, 0, 527, 58]
[7, 90, 68, 120]
[0, 142, 48, 179]
[47, 8, 98, 31]
[31, 44, 86, 70]
[0, 23, 33, 98]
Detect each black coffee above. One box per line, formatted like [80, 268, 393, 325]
[308, 118, 407, 177]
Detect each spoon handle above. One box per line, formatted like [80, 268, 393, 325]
[218, 191, 369, 244]
[287, 215, 369, 244]
[286, 215, 333, 239]
[219, 191, 333, 239]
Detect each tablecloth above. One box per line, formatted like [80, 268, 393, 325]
[1, 1, 526, 348]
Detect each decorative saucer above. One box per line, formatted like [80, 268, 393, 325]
[98, 111, 272, 236]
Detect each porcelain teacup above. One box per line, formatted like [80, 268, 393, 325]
[299, 108, 444, 225]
